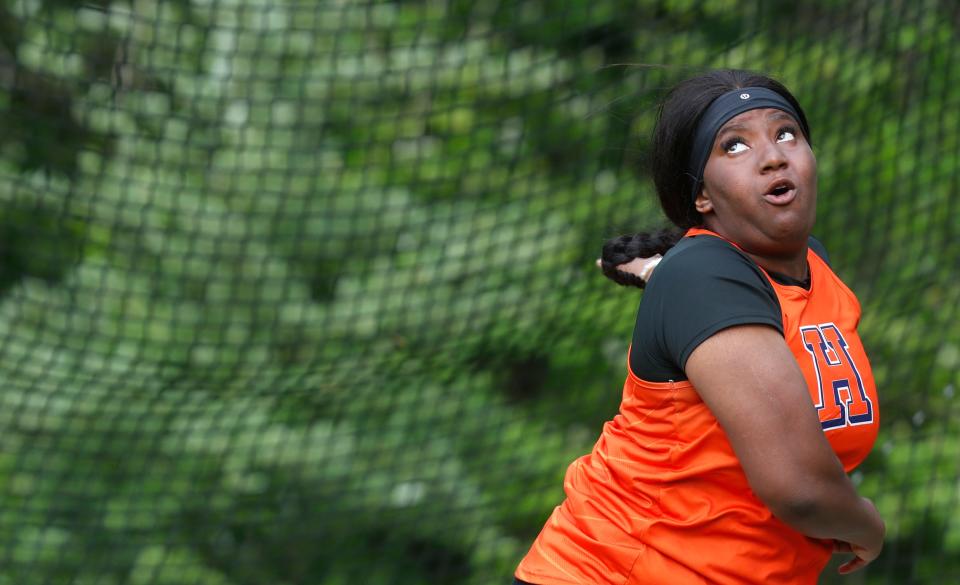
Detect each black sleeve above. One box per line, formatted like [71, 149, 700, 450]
[629, 236, 783, 382]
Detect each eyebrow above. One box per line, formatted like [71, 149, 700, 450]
[715, 123, 747, 141]
[768, 111, 796, 123]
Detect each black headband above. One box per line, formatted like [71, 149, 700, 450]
[687, 86, 802, 202]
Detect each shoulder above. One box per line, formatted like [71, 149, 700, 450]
[643, 234, 779, 319]
[647, 234, 770, 290]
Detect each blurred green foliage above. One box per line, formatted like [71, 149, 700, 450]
[0, 0, 957, 583]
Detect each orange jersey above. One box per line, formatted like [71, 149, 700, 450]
[515, 228, 879, 584]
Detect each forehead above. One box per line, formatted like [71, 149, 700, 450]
[718, 108, 796, 133]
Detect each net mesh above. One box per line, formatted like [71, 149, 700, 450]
[0, 0, 957, 583]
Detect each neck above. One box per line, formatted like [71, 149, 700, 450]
[745, 250, 809, 281]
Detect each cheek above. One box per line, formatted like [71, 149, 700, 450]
[799, 148, 817, 183]
[703, 164, 739, 202]
[708, 173, 752, 211]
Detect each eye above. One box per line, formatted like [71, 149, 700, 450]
[722, 137, 749, 154]
[777, 127, 797, 143]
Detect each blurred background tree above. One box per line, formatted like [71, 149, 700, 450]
[0, 0, 957, 583]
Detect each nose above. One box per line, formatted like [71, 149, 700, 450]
[759, 139, 788, 173]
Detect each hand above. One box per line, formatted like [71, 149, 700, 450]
[834, 540, 876, 574]
[595, 254, 662, 282]
[833, 541, 864, 574]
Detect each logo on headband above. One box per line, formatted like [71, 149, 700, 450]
[740, 93, 750, 100]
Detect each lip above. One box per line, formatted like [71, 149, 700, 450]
[763, 188, 797, 206]
[762, 178, 797, 206]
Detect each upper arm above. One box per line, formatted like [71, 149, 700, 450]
[685, 325, 846, 510]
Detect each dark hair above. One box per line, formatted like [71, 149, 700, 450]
[601, 69, 811, 288]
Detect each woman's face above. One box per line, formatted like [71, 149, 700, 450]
[696, 107, 817, 256]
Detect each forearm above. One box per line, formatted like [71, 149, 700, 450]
[765, 467, 884, 548]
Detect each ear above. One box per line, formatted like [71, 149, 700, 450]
[694, 189, 714, 214]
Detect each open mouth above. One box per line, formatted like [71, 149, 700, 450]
[764, 179, 797, 204]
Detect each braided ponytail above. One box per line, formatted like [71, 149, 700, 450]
[599, 228, 683, 288]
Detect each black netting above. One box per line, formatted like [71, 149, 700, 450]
[0, 1, 957, 583]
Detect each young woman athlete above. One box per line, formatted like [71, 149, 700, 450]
[513, 70, 884, 584]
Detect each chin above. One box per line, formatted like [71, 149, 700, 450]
[762, 219, 813, 250]
[770, 207, 815, 235]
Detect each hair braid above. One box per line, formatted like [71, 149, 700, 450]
[599, 227, 684, 288]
